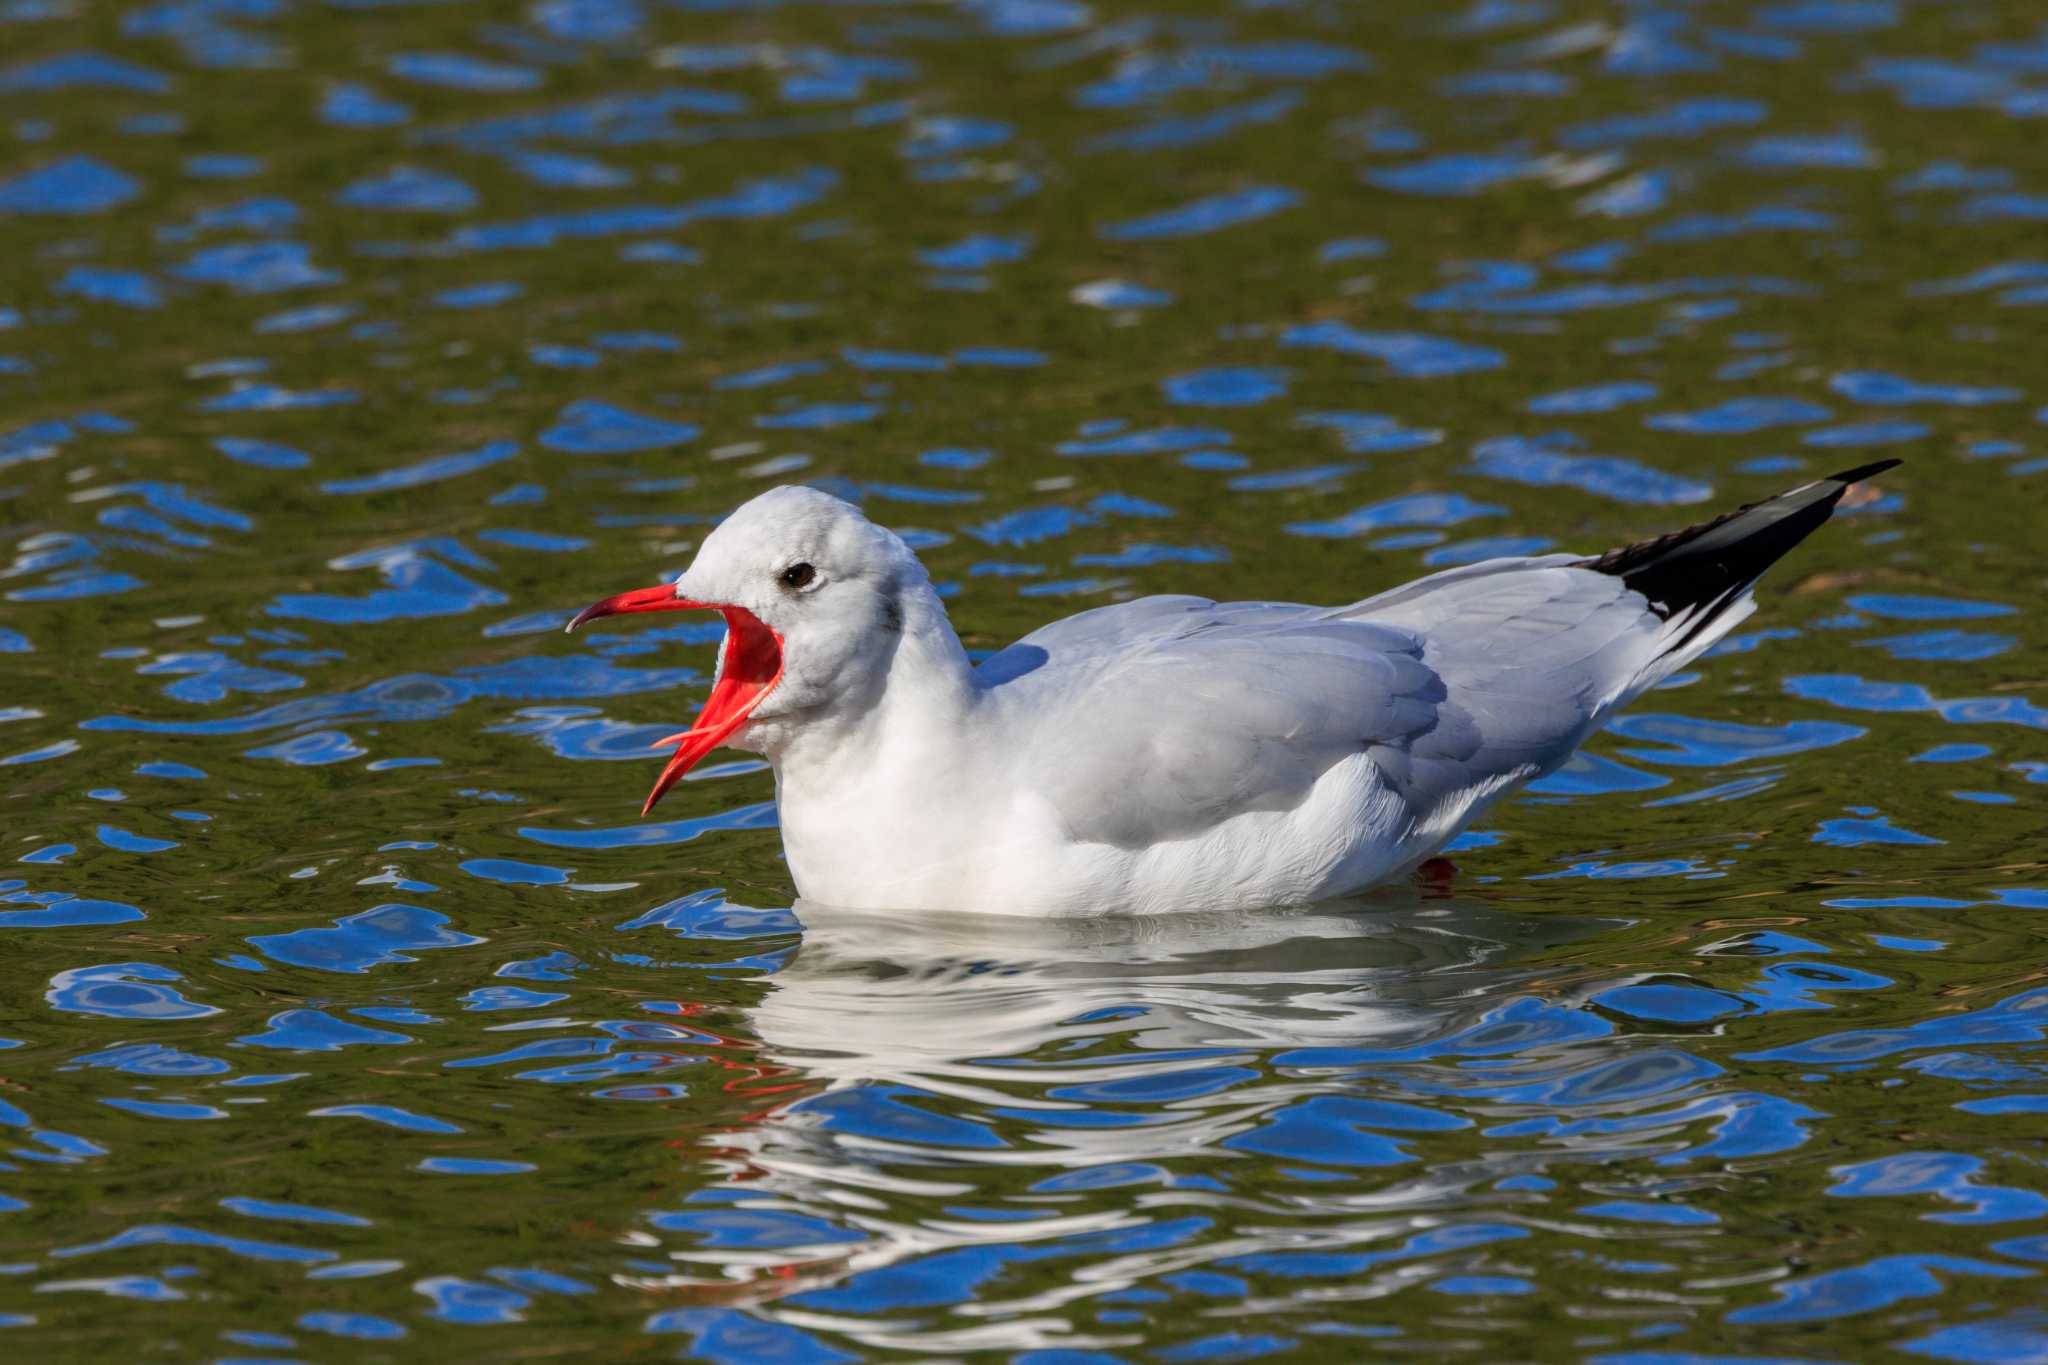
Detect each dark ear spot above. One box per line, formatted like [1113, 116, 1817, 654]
[879, 598, 904, 633]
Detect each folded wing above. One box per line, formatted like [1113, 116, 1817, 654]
[972, 461, 1894, 855]
[975, 563, 1622, 849]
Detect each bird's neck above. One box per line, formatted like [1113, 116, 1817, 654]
[764, 588, 989, 907]
[763, 581, 978, 785]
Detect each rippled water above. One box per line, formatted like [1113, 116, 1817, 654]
[4, 0, 2047, 1359]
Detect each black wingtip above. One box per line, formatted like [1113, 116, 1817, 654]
[1823, 457, 1903, 487]
[1577, 458, 1900, 624]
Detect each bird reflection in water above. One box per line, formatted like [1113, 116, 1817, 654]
[629, 889, 1621, 1344]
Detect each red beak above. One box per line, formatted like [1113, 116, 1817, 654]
[566, 584, 784, 816]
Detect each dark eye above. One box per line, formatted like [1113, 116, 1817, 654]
[778, 562, 815, 590]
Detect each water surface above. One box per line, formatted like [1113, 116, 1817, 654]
[3, 0, 2047, 1360]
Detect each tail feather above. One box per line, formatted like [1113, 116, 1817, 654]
[1576, 459, 1900, 626]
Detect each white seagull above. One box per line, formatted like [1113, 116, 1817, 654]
[568, 459, 1898, 916]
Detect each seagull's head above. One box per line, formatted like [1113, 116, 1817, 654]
[566, 485, 929, 815]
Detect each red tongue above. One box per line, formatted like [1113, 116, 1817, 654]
[642, 605, 783, 816]
[563, 584, 783, 817]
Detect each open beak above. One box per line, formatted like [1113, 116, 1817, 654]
[566, 584, 784, 816]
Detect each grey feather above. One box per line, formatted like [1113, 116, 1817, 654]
[974, 555, 1691, 850]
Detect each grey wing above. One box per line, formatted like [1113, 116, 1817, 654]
[1340, 555, 1687, 808]
[987, 597, 1446, 847]
[983, 559, 1685, 849]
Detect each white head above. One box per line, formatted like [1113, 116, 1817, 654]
[566, 485, 949, 813]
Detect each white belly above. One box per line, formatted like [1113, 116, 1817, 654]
[776, 753, 1515, 917]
